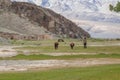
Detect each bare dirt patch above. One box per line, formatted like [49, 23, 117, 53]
[0, 46, 18, 57]
[0, 58, 119, 72]
[41, 52, 97, 56]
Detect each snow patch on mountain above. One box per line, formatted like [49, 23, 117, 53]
[12, 0, 120, 23]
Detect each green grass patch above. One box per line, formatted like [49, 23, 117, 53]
[16, 46, 120, 54]
[0, 64, 120, 80]
[0, 53, 120, 60]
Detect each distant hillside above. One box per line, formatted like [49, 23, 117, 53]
[0, 0, 90, 40]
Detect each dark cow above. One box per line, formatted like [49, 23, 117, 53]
[70, 42, 75, 49]
[58, 39, 64, 42]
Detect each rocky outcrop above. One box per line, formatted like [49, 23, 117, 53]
[0, 0, 12, 9]
[10, 2, 90, 38]
[0, 32, 52, 40]
[0, 0, 90, 39]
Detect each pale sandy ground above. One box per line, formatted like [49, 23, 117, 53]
[41, 52, 97, 56]
[0, 46, 96, 57]
[0, 58, 120, 71]
[0, 46, 119, 72]
[0, 46, 17, 57]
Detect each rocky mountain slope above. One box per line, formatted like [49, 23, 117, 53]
[12, 0, 120, 39]
[0, 0, 90, 40]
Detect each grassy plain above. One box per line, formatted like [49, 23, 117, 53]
[0, 64, 119, 80]
[16, 46, 120, 54]
[0, 39, 119, 60]
[0, 39, 119, 80]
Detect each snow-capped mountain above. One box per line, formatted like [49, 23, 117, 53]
[11, 0, 120, 38]
[11, 0, 120, 22]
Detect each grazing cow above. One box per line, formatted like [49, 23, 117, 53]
[70, 42, 75, 49]
[58, 39, 64, 42]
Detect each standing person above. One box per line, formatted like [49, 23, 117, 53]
[54, 42, 59, 50]
[70, 42, 75, 49]
[83, 36, 87, 48]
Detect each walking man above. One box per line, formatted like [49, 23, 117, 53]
[54, 42, 59, 50]
[83, 36, 87, 48]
